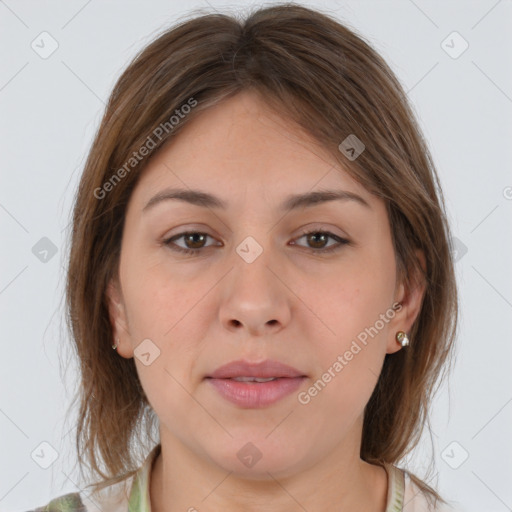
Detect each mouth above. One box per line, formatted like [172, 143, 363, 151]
[205, 359, 307, 408]
[227, 376, 281, 382]
[206, 359, 306, 379]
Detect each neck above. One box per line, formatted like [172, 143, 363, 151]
[149, 428, 388, 512]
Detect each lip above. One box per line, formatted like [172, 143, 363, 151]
[207, 359, 306, 379]
[206, 359, 307, 408]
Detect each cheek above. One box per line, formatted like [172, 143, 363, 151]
[301, 257, 395, 346]
[300, 322, 386, 426]
[126, 268, 204, 406]
[134, 355, 198, 440]
[298, 250, 395, 401]
[121, 248, 202, 335]
[335, 239, 396, 333]
[123, 259, 212, 369]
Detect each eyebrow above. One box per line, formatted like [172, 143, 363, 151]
[142, 187, 371, 213]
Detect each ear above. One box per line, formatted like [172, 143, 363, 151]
[105, 277, 134, 358]
[386, 248, 427, 355]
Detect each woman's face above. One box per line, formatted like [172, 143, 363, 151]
[107, 90, 423, 478]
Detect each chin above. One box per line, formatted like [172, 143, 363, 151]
[206, 437, 308, 480]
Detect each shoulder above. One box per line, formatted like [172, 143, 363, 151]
[23, 444, 160, 512]
[23, 492, 86, 512]
[403, 471, 466, 512]
[22, 475, 135, 512]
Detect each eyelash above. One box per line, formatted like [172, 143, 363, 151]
[162, 229, 350, 256]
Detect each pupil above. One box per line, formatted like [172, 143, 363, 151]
[187, 233, 205, 248]
[309, 233, 326, 248]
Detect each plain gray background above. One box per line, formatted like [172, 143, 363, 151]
[1, 1, 511, 511]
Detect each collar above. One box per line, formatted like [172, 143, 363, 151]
[128, 443, 161, 512]
[383, 462, 406, 511]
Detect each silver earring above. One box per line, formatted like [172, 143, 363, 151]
[396, 331, 410, 347]
[112, 338, 119, 350]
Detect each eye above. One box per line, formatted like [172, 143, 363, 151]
[291, 229, 350, 254]
[163, 231, 219, 256]
[163, 229, 350, 256]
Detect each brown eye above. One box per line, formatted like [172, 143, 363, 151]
[306, 232, 329, 249]
[163, 232, 218, 255]
[182, 233, 208, 249]
[163, 229, 349, 257]
[292, 230, 350, 254]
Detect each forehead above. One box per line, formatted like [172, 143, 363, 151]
[129, 90, 375, 210]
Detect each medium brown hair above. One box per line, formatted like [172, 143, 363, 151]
[64, 3, 458, 507]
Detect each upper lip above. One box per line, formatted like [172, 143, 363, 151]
[207, 359, 306, 379]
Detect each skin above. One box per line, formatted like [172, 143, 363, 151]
[106, 89, 426, 512]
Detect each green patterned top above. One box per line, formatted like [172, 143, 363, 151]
[25, 444, 460, 511]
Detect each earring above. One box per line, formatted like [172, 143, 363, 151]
[112, 338, 119, 350]
[395, 331, 410, 347]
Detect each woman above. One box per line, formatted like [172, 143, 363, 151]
[28, 4, 462, 511]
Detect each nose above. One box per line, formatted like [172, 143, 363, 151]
[218, 252, 291, 337]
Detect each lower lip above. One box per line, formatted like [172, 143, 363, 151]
[207, 377, 306, 408]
